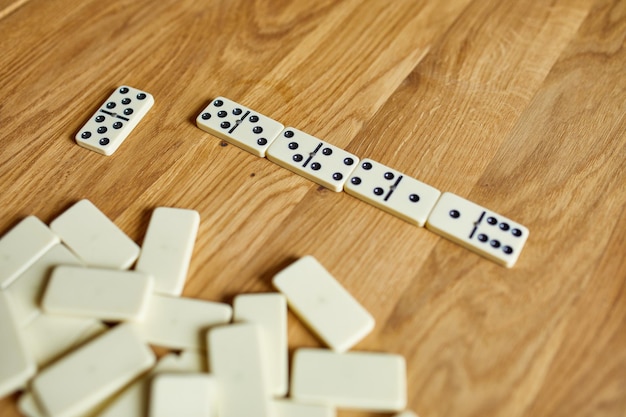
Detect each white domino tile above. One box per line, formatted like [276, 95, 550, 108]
[149, 373, 218, 417]
[426, 192, 530, 267]
[344, 158, 441, 226]
[266, 127, 360, 192]
[272, 256, 374, 352]
[233, 293, 288, 396]
[75, 85, 154, 156]
[31, 323, 155, 417]
[272, 399, 336, 417]
[207, 323, 272, 417]
[393, 411, 419, 417]
[135, 207, 200, 296]
[196, 96, 285, 157]
[137, 293, 232, 350]
[291, 348, 407, 412]
[5, 244, 83, 327]
[18, 390, 103, 417]
[0, 216, 59, 289]
[17, 392, 44, 417]
[42, 265, 153, 321]
[22, 313, 107, 368]
[50, 199, 140, 269]
[98, 350, 207, 417]
[0, 291, 36, 398]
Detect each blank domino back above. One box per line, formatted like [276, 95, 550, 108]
[135, 207, 200, 296]
[137, 293, 232, 350]
[208, 323, 272, 417]
[50, 199, 140, 269]
[0, 216, 59, 289]
[291, 348, 406, 412]
[31, 323, 155, 417]
[272, 256, 374, 352]
[22, 314, 107, 368]
[5, 243, 83, 327]
[0, 291, 36, 398]
[42, 265, 153, 321]
[233, 293, 288, 396]
[149, 373, 218, 417]
[272, 399, 335, 417]
[426, 192, 529, 267]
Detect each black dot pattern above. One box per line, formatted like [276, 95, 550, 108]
[472, 213, 525, 256]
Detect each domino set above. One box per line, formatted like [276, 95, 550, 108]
[72, 87, 529, 267]
[0, 200, 418, 417]
[195, 96, 530, 267]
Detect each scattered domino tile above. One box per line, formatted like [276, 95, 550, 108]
[196, 96, 285, 157]
[345, 158, 441, 226]
[393, 411, 419, 417]
[50, 199, 140, 269]
[135, 207, 200, 296]
[290, 348, 407, 412]
[149, 373, 218, 417]
[31, 323, 155, 417]
[0, 291, 36, 398]
[5, 244, 83, 327]
[75, 85, 154, 156]
[266, 127, 359, 192]
[426, 192, 530, 267]
[233, 293, 288, 396]
[42, 265, 153, 321]
[0, 216, 59, 289]
[272, 255, 374, 352]
[207, 323, 273, 417]
[98, 350, 207, 417]
[17, 391, 43, 417]
[137, 293, 232, 350]
[22, 313, 107, 368]
[272, 399, 336, 417]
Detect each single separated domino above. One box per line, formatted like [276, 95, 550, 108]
[0, 216, 59, 289]
[75, 85, 154, 156]
[208, 323, 272, 417]
[31, 323, 155, 417]
[196, 96, 284, 157]
[42, 265, 153, 321]
[135, 207, 200, 296]
[345, 158, 441, 226]
[272, 256, 374, 352]
[137, 293, 232, 350]
[272, 399, 335, 417]
[425, 192, 529, 267]
[266, 127, 359, 192]
[149, 373, 218, 417]
[291, 348, 406, 412]
[5, 244, 83, 327]
[233, 293, 288, 396]
[50, 199, 140, 269]
[0, 291, 36, 398]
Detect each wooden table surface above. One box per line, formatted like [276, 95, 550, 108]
[1, 0, 625, 416]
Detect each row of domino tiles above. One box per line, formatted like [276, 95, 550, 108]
[0, 199, 419, 417]
[74, 87, 529, 268]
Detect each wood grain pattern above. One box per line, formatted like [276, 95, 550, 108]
[0, 0, 625, 416]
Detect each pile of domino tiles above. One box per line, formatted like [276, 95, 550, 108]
[0, 199, 419, 417]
